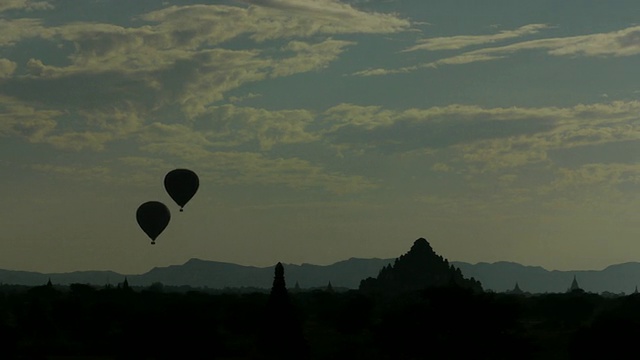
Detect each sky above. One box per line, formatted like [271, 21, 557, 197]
[1, 0, 640, 274]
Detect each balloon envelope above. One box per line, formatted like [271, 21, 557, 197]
[136, 201, 171, 244]
[164, 169, 199, 211]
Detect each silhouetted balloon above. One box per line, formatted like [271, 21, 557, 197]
[164, 169, 199, 212]
[136, 201, 171, 244]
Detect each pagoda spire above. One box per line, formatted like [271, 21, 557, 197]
[326, 281, 334, 293]
[261, 262, 308, 358]
[270, 262, 287, 297]
[567, 275, 581, 293]
[512, 282, 523, 294]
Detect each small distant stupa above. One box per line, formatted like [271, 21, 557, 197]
[508, 282, 524, 295]
[326, 281, 334, 293]
[567, 275, 582, 293]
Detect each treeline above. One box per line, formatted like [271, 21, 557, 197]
[1, 283, 640, 359]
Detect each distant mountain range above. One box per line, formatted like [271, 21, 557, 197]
[3, 258, 640, 294]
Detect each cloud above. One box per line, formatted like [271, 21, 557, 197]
[228, 92, 262, 104]
[425, 53, 505, 68]
[227, 152, 380, 194]
[354, 24, 640, 76]
[142, 2, 408, 44]
[77, 106, 146, 136]
[60, 1, 407, 69]
[456, 101, 640, 171]
[22, 23, 192, 76]
[16, 38, 354, 117]
[431, 163, 452, 172]
[42, 106, 147, 151]
[537, 163, 640, 210]
[0, 58, 17, 78]
[0, 95, 60, 142]
[31, 163, 111, 180]
[170, 39, 354, 117]
[320, 103, 559, 152]
[546, 25, 640, 57]
[404, 24, 550, 52]
[0, 18, 50, 46]
[270, 39, 355, 77]
[447, 24, 640, 60]
[323, 103, 398, 131]
[161, 48, 271, 117]
[126, 109, 379, 193]
[351, 53, 503, 76]
[193, 104, 318, 150]
[0, 0, 407, 132]
[137, 122, 213, 151]
[549, 163, 640, 190]
[316, 101, 640, 176]
[138, 145, 379, 194]
[3, 6, 368, 116]
[0, 0, 53, 13]
[351, 67, 411, 76]
[45, 131, 114, 151]
[239, 0, 410, 38]
[414, 190, 536, 221]
[0, 95, 149, 152]
[243, 0, 380, 19]
[460, 139, 550, 171]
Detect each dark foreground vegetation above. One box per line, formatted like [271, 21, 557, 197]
[1, 281, 640, 360]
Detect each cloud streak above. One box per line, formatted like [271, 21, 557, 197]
[0, 95, 60, 143]
[239, 0, 410, 37]
[404, 24, 550, 52]
[354, 24, 640, 76]
[0, 0, 53, 13]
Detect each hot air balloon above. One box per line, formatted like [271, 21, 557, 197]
[164, 169, 199, 212]
[136, 201, 171, 244]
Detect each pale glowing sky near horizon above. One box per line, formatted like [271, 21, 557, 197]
[1, 0, 640, 274]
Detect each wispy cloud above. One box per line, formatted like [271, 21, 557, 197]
[144, 2, 409, 43]
[456, 101, 640, 171]
[43, 106, 147, 151]
[354, 24, 640, 76]
[238, 0, 410, 37]
[404, 24, 550, 52]
[0, 18, 50, 46]
[0, 0, 53, 13]
[352, 54, 504, 76]
[315, 101, 640, 179]
[452, 24, 640, 59]
[0, 95, 60, 143]
[131, 147, 379, 194]
[193, 104, 318, 150]
[271, 39, 355, 77]
[548, 163, 640, 191]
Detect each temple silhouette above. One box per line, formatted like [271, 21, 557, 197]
[359, 238, 483, 295]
